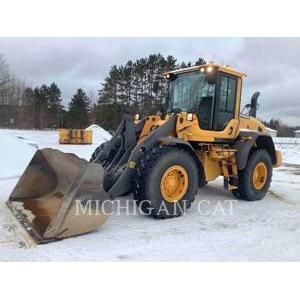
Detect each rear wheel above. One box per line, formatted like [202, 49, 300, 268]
[232, 149, 272, 201]
[133, 146, 199, 219]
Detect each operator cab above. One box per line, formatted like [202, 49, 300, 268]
[164, 63, 246, 132]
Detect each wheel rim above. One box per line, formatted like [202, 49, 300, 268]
[252, 162, 268, 190]
[160, 165, 189, 203]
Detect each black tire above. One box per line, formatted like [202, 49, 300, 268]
[90, 140, 127, 190]
[133, 146, 199, 219]
[89, 142, 108, 163]
[232, 149, 272, 201]
[90, 138, 121, 166]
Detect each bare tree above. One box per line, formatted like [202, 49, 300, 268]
[0, 54, 27, 127]
[0, 54, 12, 105]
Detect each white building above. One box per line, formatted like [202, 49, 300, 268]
[266, 127, 277, 137]
[294, 130, 300, 138]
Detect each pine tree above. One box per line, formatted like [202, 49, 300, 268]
[195, 57, 206, 66]
[95, 102, 125, 131]
[32, 87, 48, 129]
[98, 65, 119, 104]
[47, 82, 63, 128]
[66, 88, 90, 128]
[96, 53, 206, 130]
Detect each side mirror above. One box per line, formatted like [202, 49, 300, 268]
[152, 81, 159, 93]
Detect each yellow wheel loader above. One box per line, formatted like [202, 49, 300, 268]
[6, 63, 282, 244]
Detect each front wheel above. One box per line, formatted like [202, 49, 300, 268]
[89, 138, 121, 166]
[133, 146, 199, 219]
[232, 149, 272, 201]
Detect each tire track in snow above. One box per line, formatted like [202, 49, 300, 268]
[268, 189, 300, 208]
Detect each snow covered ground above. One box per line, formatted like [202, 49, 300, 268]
[274, 137, 300, 165]
[0, 130, 299, 261]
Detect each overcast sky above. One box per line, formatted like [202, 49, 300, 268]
[0, 37, 299, 125]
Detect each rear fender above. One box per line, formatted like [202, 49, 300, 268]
[234, 131, 278, 170]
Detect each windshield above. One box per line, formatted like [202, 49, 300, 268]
[167, 72, 216, 113]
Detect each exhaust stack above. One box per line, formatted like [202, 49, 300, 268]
[250, 91, 260, 118]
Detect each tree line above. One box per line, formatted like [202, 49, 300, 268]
[94, 54, 206, 130]
[262, 119, 300, 137]
[0, 53, 205, 130]
[0, 54, 92, 129]
[1, 52, 298, 136]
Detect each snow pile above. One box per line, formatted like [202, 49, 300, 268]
[86, 124, 111, 144]
[274, 137, 300, 144]
[0, 134, 36, 179]
[274, 137, 300, 165]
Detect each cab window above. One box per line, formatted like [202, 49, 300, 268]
[215, 75, 237, 130]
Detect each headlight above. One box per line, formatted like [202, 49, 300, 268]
[187, 113, 193, 121]
[134, 114, 140, 121]
[207, 66, 214, 73]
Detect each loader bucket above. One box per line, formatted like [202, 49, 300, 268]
[6, 148, 111, 244]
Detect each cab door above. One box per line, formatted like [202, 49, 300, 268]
[213, 72, 238, 132]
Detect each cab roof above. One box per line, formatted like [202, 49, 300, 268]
[163, 62, 246, 78]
